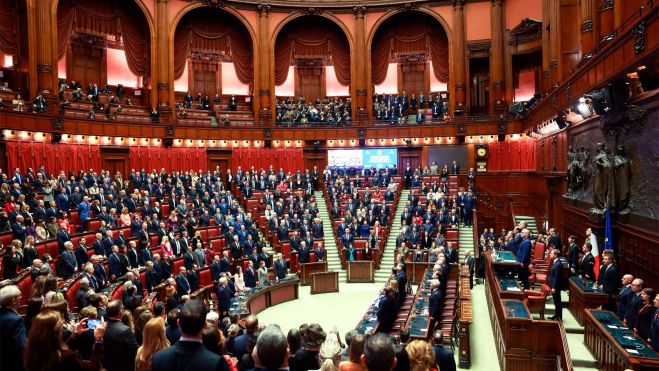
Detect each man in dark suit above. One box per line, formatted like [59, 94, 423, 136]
[0, 285, 27, 371]
[624, 278, 644, 329]
[429, 279, 443, 326]
[464, 250, 475, 289]
[151, 299, 231, 371]
[396, 264, 407, 305]
[516, 229, 532, 289]
[11, 215, 27, 243]
[210, 255, 223, 282]
[274, 253, 287, 280]
[566, 235, 580, 275]
[579, 243, 596, 280]
[74, 237, 89, 269]
[59, 241, 78, 279]
[103, 300, 139, 371]
[547, 249, 564, 320]
[597, 252, 619, 311]
[244, 261, 257, 288]
[431, 330, 456, 371]
[617, 274, 635, 320]
[445, 242, 458, 264]
[175, 267, 192, 298]
[298, 241, 310, 264]
[216, 276, 234, 317]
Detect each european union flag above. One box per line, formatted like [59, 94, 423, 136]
[604, 207, 614, 252]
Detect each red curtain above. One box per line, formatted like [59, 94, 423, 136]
[173, 9, 253, 83]
[129, 147, 208, 172]
[57, 0, 150, 75]
[371, 14, 449, 84]
[0, 3, 17, 55]
[488, 140, 537, 172]
[274, 16, 350, 86]
[6, 142, 101, 174]
[231, 148, 304, 174]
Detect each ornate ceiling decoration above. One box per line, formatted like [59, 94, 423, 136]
[182, 0, 465, 13]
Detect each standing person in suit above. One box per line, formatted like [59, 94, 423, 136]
[625, 278, 645, 329]
[431, 330, 456, 371]
[635, 288, 656, 342]
[617, 274, 635, 320]
[516, 229, 532, 290]
[428, 279, 443, 328]
[396, 264, 407, 305]
[216, 277, 233, 317]
[104, 299, 139, 371]
[151, 299, 231, 371]
[59, 241, 78, 279]
[650, 294, 659, 351]
[244, 261, 257, 288]
[547, 249, 564, 320]
[0, 285, 26, 371]
[376, 288, 397, 334]
[566, 235, 580, 275]
[274, 253, 287, 280]
[579, 243, 596, 280]
[464, 250, 475, 289]
[175, 267, 191, 298]
[597, 251, 619, 311]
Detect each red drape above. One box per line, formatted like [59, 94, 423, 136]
[6, 142, 101, 174]
[371, 14, 449, 84]
[274, 17, 351, 86]
[0, 3, 17, 55]
[173, 9, 253, 83]
[129, 147, 208, 172]
[488, 140, 537, 172]
[231, 148, 304, 174]
[57, 0, 150, 76]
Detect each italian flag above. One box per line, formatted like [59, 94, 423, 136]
[590, 233, 600, 278]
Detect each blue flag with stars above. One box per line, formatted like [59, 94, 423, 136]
[604, 207, 614, 252]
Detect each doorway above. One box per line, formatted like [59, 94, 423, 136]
[189, 59, 220, 98]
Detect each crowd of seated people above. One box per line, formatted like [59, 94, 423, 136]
[372, 91, 450, 124]
[0, 283, 462, 371]
[275, 96, 352, 126]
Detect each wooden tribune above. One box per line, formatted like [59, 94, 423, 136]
[583, 309, 659, 371]
[300, 261, 328, 286]
[310, 271, 339, 294]
[568, 276, 610, 326]
[347, 261, 374, 283]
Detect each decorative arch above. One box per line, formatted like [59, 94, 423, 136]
[271, 13, 353, 87]
[170, 6, 254, 84]
[367, 8, 452, 85]
[53, 0, 154, 76]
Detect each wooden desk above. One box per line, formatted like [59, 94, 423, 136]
[347, 261, 374, 283]
[568, 276, 610, 326]
[485, 251, 573, 371]
[300, 261, 328, 286]
[584, 309, 659, 371]
[229, 279, 300, 317]
[405, 261, 434, 285]
[310, 271, 339, 294]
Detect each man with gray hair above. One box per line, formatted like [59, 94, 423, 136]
[361, 333, 396, 370]
[59, 240, 78, 278]
[0, 285, 26, 371]
[255, 324, 289, 370]
[77, 278, 92, 309]
[341, 329, 358, 361]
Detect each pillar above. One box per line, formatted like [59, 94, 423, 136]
[549, 0, 560, 85]
[490, 0, 506, 113]
[452, 0, 467, 115]
[35, 0, 55, 96]
[580, 0, 595, 59]
[599, 0, 614, 43]
[353, 6, 369, 123]
[257, 3, 272, 125]
[156, 0, 170, 109]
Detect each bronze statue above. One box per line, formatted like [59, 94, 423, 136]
[567, 146, 583, 192]
[613, 146, 632, 214]
[592, 143, 615, 213]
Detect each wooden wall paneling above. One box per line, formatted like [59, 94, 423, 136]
[559, 0, 581, 77]
[206, 149, 232, 173]
[397, 147, 422, 170]
[100, 147, 129, 177]
[302, 148, 327, 173]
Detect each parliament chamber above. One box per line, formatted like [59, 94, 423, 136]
[0, 0, 657, 371]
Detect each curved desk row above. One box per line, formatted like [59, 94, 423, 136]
[229, 278, 300, 317]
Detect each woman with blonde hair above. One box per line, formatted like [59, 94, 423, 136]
[135, 317, 170, 371]
[317, 333, 342, 371]
[405, 340, 437, 371]
[119, 208, 131, 227]
[160, 235, 173, 257]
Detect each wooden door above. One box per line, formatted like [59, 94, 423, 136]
[67, 41, 105, 89]
[102, 158, 127, 179]
[208, 158, 229, 173]
[398, 147, 422, 172]
[295, 64, 325, 103]
[70, 53, 102, 89]
[189, 60, 219, 97]
[399, 61, 429, 98]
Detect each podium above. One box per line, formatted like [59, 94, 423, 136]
[347, 261, 374, 283]
[310, 271, 339, 294]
